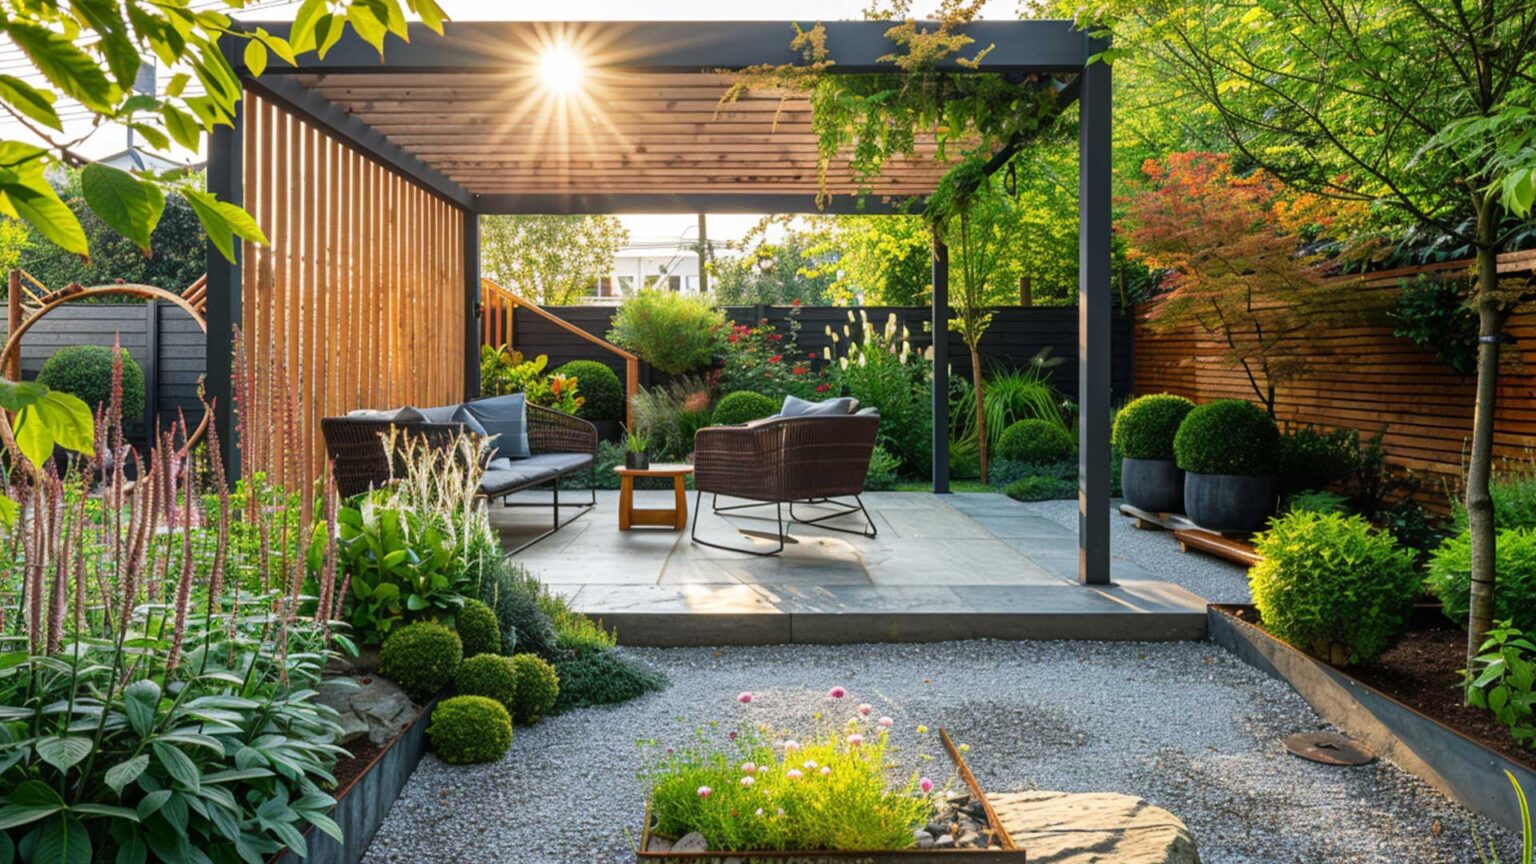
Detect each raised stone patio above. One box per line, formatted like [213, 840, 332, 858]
[491, 491, 1207, 644]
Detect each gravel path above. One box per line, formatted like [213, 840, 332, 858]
[362, 640, 1514, 864]
[1022, 499, 1255, 603]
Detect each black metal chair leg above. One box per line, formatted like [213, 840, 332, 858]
[691, 490, 785, 556]
[788, 495, 878, 538]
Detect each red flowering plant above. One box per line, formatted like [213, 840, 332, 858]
[714, 308, 824, 400]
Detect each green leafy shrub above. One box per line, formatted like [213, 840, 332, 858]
[553, 650, 669, 713]
[456, 653, 520, 715]
[716, 316, 824, 400]
[631, 376, 715, 460]
[538, 590, 617, 658]
[713, 390, 779, 425]
[1278, 425, 1358, 494]
[1250, 511, 1419, 665]
[828, 309, 932, 479]
[380, 621, 463, 702]
[997, 419, 1075, 465]
[1173, 399, 1279, 475]
[456, 598, 501, 658]
[510, 653, 560, 724]
[555, 359, 624, 422]
[1390, 273, 1478, 377]
[1428, 527, 1536, 632]
[1452, 463, 1536, 532]
[1005, 474, 1077, 502]
[36, 344, 145, 425]
[477, 559, 559, 657]
[1286, 489, 1350, 515]
[607, 288, 726, 374]
[1112, 393, 1194, 461]
[428, 696, 513, 765]
[1466, 622, 1536, 747]
[865, 444, 902, 491]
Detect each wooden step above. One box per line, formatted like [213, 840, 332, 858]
[1174, 528, 1262, 568]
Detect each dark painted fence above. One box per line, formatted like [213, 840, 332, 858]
[507, 304, 1135, 400]
[1, 301, 206, 442]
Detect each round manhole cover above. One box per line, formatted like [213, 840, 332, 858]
[1283, 732, 1376, 766]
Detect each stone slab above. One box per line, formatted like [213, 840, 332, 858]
[991, 790, 1200, 864]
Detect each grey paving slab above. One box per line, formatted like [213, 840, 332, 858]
[860, 538, 1064, 586]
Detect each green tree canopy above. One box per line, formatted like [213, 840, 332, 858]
[481, 215, 629, 305]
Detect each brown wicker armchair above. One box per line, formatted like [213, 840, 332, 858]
[321, 402, 598, 554]
[690, 413, 881, 555]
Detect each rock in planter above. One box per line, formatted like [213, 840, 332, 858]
[317, 674, 418, 747]
[1183, 472, 1275, 533]
[991, 790, 1199, 864]
[1122, 457, 1185, 514]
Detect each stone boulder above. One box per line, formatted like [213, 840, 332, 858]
[990, 791, 1200, 864]
[317, 674, 418, 747]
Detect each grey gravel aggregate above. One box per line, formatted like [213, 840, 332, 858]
[1021, 499, 1255, 603]
[361, 640, 1516, 864]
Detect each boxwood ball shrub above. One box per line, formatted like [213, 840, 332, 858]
[510, 653, 560, 724]
[455, 598, 501, 659]
[36, 344, 146, 424]
[1249, 511, 1419, 665]
[1173, 399, 1279, 476]
[379, 621, 463, 702]
[997, 419, 1075, 466]
[456, 653, 520, 715]
[712, 390, 778, 425]
[1427, 527, 1536, 632]
[555, 359, 623, 422]
[428, 695, 513, 765]
[1112, 394, 1195, 461]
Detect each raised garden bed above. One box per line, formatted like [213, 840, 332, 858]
[273, 699, 434, 864]
[1209, 604, 1535, 832]
[636, 730, 1025, 863]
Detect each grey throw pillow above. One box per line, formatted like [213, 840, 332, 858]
[346, 408, 400, 421]
[781, 394, 859, 416]
[855, 406, 880, 417]
[462, 394, 531, 460]
[416, 404, 462, 424]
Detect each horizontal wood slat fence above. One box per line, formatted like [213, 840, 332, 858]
[240, 90, 466, 490]
[488, 302, 1136, 401]
[1132, 250, 1536, 490]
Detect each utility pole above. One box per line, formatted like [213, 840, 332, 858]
[696, 213, 710, 295]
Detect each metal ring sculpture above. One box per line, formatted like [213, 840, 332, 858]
[2, 283, 210, 462]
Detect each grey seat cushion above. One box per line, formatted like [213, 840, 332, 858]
[462, 394, 531, 459]
[781, 394, 859, 416]
[480, 452, 593, 495]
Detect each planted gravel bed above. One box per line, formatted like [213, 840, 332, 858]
[361, 640, 1513, 864]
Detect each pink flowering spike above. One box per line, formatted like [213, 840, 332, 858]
[827, 687, 847, 699]
[756, 808, 765, 817]
[878, 716, 894, 728]
[740, 775, 755, 787]
[697, 786, 713, 799]
[920, 777, 934, 793]
[666, 746, 675, 755]
[729, 731, 738, 741]
[741, 761, 756, 775]
[820, 766, 832, 776]
[858, 703, 872, 716]
[803, 759, 818, 770]
[847, 733, 864, 746]
[783, 740, 800, 753]
[786, 769, 803, 780]
[738, 692, 754, 704]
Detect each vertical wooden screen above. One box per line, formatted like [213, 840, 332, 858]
[240, 91, 466, 489]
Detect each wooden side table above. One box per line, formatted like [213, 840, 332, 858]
[614, 463, 694, 531]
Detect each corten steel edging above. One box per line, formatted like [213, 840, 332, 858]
[1208, 606, 1536, 833]
[636, 726, 1025, 863]
[271, 699, 435, 864]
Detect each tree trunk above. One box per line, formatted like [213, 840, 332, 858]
[1465, 228, 1506, 677]
[972, 347, 987, 485]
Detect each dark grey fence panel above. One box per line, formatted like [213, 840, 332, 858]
[517, 304, 1135, 401]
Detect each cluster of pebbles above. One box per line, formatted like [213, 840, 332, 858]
[913, 789, 997, 850]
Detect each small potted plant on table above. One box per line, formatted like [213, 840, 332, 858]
[1173, 399, 1280, 532]
[625, 424, 651, 471]
[1113, 393, 1195, 514]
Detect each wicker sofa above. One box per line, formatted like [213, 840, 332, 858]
[321, 398, 597, 554]
[691, 413, 881, 555]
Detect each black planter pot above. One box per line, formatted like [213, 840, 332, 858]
[625, 451, 650, 470]
[1120, 457, 1185, 514]
[1183, 472, 1277, 533]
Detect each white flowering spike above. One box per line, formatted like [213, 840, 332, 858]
[860, 310, 869, 324]
[823, 348, 831, 361]
[843, 324, 851, 337]
[858, 353, 868, 368]
[824, 325, 833, 337]
[924, 346, 934, 361]
[839, 357, 849, 371]
[902, 326, 910, 340]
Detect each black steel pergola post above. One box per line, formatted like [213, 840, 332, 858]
[1077, 42, 1112, 585]
[463, 211, 481, 400]
[931, 238, 950, 494]
[205, 98, 242, 478]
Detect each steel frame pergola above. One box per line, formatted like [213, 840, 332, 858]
[207, 19, 1113, 585]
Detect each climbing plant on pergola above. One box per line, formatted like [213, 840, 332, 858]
[206, 18, 1116, 584]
